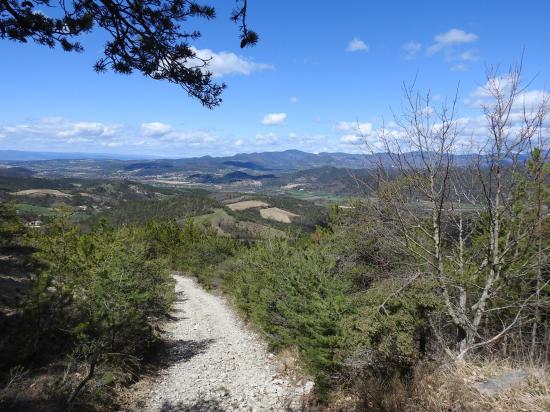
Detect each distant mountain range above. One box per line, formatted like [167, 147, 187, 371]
[0, 148, 383, 167]
[118, 149, 483, 174]
[151, 150, 371, 172]
[1, 149, 513, 179]
[0, 149, 372, 171]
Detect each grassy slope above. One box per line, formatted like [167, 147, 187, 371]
[193, 208, 287, 239]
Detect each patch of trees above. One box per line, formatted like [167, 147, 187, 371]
[187, 171, 276, 184]
[222, 214, 441, 403]
[0, 202, 25, 247]
[225, 195, 329, 234]
[226, 238, 358, 393]
[357, 63, 550, 361]
[220, 64, 550, 408]
[1, 207, 237, 410]
[93, 193, 220, 226]
[267, 166, 374, 196]
[0, 214, 175, 409]
[143, 218, 236, 286]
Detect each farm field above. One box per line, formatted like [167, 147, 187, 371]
[226, 200, 269, 211]
[260, 207, 299, 223]
[192, 208, 235, 235]
[283, 189, 350, 203]
[15, 203, 55, 216]
[11, 189, 72, 198]
[193, 208, 286, 238]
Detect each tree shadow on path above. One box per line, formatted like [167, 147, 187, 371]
[159, 398, 224, 412]
[161, 338, 215, 365]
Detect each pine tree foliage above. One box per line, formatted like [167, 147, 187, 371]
[227, 239, 358, 390]
[0, 202, 25, 246]
[0, 0, 257, 107]
[24, 217, 175, 405]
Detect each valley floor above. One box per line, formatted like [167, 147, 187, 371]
[140, 275, 313, 412]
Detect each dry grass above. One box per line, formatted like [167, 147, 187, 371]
[192, 208, 235, 235]
[260, 207, 299, 223]
[275, 347, 303, 377]
[192, 209, 286, 239]
[226, 200, 269, 211]
[409, 359, 550, 412]
[11, 189, 72, 198]
[151, 179, 186, 185]
[319, 358, 550, 412]
[282, 183, 303, 189]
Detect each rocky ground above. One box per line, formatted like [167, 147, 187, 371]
[143, 275, 314, 412]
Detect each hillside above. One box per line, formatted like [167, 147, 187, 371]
[0, 175, 198, 222]
[1, 150, 494, 192]
[264, 166, 372, 196]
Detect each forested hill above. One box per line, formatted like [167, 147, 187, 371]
[1, 149, 486, 177]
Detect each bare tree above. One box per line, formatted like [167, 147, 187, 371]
[359, 62, 550, 360]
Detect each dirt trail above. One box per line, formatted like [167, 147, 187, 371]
[144, 275, 313, 411]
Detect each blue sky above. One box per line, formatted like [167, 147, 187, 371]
[1, 0, 550, 157]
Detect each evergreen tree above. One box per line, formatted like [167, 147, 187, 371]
[0, 202, 24, 247]
[0, 0, 258, 107]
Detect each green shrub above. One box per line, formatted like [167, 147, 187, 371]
[224, 216, 443, 397]
[25, 217, 175, 406]
[0, 202, 25, 247]
[141, 218, 236, 286]
[226, 239, 358, 390]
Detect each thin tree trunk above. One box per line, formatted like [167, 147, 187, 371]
[67, 359, 97, 409]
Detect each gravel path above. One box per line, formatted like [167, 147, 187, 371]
[145, 275, 313, 412]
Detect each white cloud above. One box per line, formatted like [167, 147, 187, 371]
[403, 42, 422, 59]
[458, 50, 479, 61]
[141, 122, 173, 137]
[451, 64, 468, 72]
[290, 96, 298, 103]
[420, 106, 435, 116]
[340, 134, 362, 143]
[335, 121, 373, 134]
[255, 132, 278, 143]
[346, 37, 369, 52]
[0, 118, 121, 141]
[55, 122, 119, 138]
[427, 28, 478, 56]
[234, 139, 243, 146]
[158, 129, 216, 143]
[334, 120, 383, 149]
[517, 90, 550, 109]
[0, 117, 225, 156]
[67, 137, 92, 144]
[466, 77, 550, 115]
[140, 122, 216, 144]
[465, 75, 515, 107]
[101, 141, 122, 147]
[470, 75, 515, 99]
[191, 47, 274, 78]
[261, 112, 287, 125]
